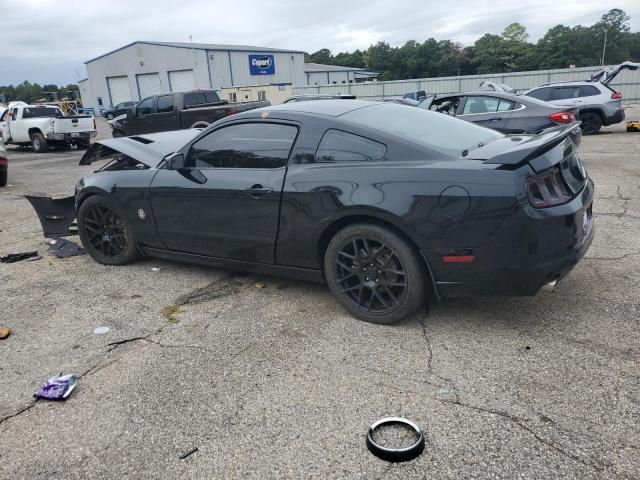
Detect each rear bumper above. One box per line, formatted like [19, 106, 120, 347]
[47, 131, 97, 141]
[423, 179, 595, 297]
[604, 109, 625, 126]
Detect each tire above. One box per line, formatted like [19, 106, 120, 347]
[77, 195, 140, 266]
[31, 133, 48, 153]
[106, 113, 114, 120]
[0, 170, 7, 187]
[190, 121, 210, 129]
[53, 143, 71, 151]
[112, 129, 125, 138]
[580, 112, 602, 135]
[77, 140, 91, 150]
[324, 223, 427, 324]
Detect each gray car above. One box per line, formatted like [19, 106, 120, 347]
[417, 91, 578, 134]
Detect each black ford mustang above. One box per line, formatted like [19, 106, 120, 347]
[28, 100, 594, 324]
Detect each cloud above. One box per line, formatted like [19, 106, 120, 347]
[1, 0, 638, 85]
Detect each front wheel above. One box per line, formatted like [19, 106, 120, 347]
[78, 196, 140, 265]
[31, 133, 48, 153]
[580, 113, 602, 135]
[324, 224, 427, 324]
[106, 113, 114, 120]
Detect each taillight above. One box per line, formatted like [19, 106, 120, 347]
[225, 110, 237, 117]
[549, 111, 575, 124]
[93, 118, 97, 130]
[0, 155, 7, 166]
[611, 92, 622, 99]
[526, 167, 572, 208]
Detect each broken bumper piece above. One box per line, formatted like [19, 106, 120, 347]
[25, 195, 77, 237]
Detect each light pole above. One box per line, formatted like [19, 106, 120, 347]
[601, 28, 608, 66]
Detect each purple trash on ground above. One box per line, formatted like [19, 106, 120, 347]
[33, 373, 78, 400]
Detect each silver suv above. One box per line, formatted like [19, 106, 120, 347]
[523, 62, 639, 134]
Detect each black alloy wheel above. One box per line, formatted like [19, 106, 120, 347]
[325, 224, 427, 324]
[78, 196, 139, 265]
[580, 113, 602, 135]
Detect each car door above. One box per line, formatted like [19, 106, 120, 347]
[457, 96, 512, 131]
[149, 121, 299, 263]
[131, 96, 156, 134]
[146, 94, 179, 132]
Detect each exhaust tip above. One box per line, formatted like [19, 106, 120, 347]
[541, 279, 558, 293]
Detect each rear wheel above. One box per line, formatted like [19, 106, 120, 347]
[31, 133, 48, 153]
[106, 113, 115, 120]
[580, 113, 602, 135]
[78, 196, 140, 265]
[77, 140, 91, 150]
[324, 224, 427, 324]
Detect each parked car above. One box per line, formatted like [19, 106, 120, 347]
[109, 90, 269, 137]
[0, 105, 96, 152]
[102, 101, 137, 120]
[283, 94, 356, 103]
[403, 90, 428, 101]
[0, 129, 7, 187]
[28, 101, 593, 324]
[418, 91, 579, 134]
[515, 61, 639, 134]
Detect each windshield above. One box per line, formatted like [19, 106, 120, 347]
[341, 103, 502, 157]
[22, 107, 62, 118]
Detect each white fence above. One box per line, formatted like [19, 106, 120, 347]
[293, 65, 640, 103]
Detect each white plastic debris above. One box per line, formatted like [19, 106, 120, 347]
[151, 267, 162, 272]
[94, 326, 110, 334]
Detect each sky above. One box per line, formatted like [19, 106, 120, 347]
[1, 0, 639, 86]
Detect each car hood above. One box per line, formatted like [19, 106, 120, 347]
[79, 129, 201, 168]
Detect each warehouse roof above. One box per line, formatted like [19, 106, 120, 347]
[85, 41, 305, 64]
[304, 63, 369, 73]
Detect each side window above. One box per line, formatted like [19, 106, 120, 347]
[0, 110, 8, 122]
[551, 87, 580, 100]
[527, 88, 552, 101]
[316, 129, 386, 163]
[184, 92, 206, 107]
[579, 85, 600, 97]
[137, 97, 154, 115]
[187, 123, 297, 169]
[257, 91, 267, 101]
[497, 99, 514, 111]
[429, 97, 460, 116]
[204, 92, 220, 103]
[462, 96, 500, 115]
[157, 95, 174, 113]
[229, 92, 237, 103]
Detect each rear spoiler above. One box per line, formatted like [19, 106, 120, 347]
[468, 124, 581, 170]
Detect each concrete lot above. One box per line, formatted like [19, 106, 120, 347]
[1, 114, 639, 479]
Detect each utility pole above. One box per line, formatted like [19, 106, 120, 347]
[601, 28, 608, 66]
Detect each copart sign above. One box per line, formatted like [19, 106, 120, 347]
[249, 54, 275, 75]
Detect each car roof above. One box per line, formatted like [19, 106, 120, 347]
[438, 91, 522, 100]
[260, 99, 375, 117]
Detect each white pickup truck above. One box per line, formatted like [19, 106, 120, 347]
[0, 104, 96, 153]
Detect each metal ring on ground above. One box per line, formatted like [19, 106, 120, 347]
[366, 417, 425, 462]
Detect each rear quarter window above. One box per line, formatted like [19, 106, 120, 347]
[579, 85, 601, 97]
[316, 129, 387, 162]
[527, 88, 552, 101]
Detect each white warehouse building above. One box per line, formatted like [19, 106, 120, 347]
[79, 41, 307, 112]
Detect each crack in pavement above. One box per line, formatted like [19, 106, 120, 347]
[414, 314, 630, 477]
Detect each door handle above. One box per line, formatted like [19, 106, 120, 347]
[245, 185, 273, 197]
[488, 117, 502, 121]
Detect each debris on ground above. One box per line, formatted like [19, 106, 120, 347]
[1, 251, 39, 263]
[46, 238, 85, 258]
[179, 447, 199, 460]
[151, 267, 162, 272]
[94, 327, 110, 335]
[255, 281, 266, 288]
[33, 373, 78, 400]
[0, 326, 10, 339]
[161, 304, 181, 323]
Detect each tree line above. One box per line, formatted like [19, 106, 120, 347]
[305, 9, 640, 81]
[0, 82, 80, 105]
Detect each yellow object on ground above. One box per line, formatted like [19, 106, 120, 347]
[627, 120, 640, 132]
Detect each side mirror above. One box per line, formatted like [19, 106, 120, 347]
[168, 153, 185, 170]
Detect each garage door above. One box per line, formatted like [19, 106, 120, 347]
[107, 76, 131, 106]
[137, 73, 162, 98]
[169, 70, 195, 92]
